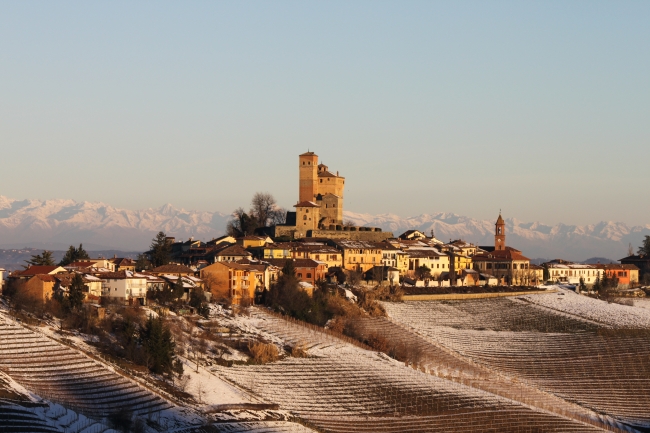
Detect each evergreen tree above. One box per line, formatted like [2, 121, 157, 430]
[578, 277, 586, 293]
[24, 250, 55, 268]
[171, 277, 185, 300]
[189, 289, 209, 318]
[67, 273, 86, 312]
[135, 253, 151, 271]
[150, 232, 172, 268]
[592, 274, 602, 294]
[140, 315, 176, 375]
[638, 235, 650, 256]
[415, 265, 432, 280]
[59, 244, 90, 266]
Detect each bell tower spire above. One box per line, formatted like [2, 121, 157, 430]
[495, 211, 506, 251]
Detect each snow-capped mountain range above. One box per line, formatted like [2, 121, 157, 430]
[0, 196, 647, 261]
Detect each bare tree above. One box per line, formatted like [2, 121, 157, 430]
[250, 192, 277, 227]
[226, 207, 258, 237]
[270, 207, 287, 225]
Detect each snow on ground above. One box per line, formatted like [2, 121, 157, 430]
[520, 287, 650, 328]
[209, 421, 316, 432]
[179, 356, 258, 407]
[630, 298, 650, 311]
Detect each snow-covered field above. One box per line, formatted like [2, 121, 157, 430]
[381, 290, 650, 429]
[206, 308, 619, 433]
[518, 288, 650, 328]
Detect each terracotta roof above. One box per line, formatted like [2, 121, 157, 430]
[215, 245, 252, 257]
[294, 201, 320, 208]
[496, 213, 505, 224]
[14, 266, 64, 277]
[300, 151, 317, 156]
[473, 249, 530, 262]
[150, 264, 195, 274]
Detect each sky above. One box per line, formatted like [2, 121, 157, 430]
[1, 1, 649, 226]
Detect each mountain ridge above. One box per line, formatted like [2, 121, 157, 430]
[0, 195, 647, 261]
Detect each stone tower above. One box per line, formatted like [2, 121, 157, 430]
[495, 212, 506, 251]
[299, 151, 319, 203]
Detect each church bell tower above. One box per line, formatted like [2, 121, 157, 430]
[495, 212, 506, 251]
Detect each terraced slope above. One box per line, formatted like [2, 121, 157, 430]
[382, 295, 650, 429]
[210, 308, 620, 433]
[0, 315, 171, 418]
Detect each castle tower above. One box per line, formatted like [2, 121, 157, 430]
[299, 151, 318, 203]
[495, 212, 506, 251]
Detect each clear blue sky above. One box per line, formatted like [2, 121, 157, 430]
[1, 1, 649, 225]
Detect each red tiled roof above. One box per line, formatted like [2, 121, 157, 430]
[14, 266, 63, 277]
[150, 264, 195, 274]
[215, 245, 252, 257]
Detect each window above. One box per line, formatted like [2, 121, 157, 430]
[320, 179, 323, 183]
[297, 273, 302, 278]
[307, 273, 312, 278]
[303, 215, 307, 220]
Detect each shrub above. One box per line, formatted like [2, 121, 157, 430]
[367, 333, 391, 353]
[290, 342, 308, 358]
[248, 341, 279, 364]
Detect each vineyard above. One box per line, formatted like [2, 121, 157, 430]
[207, 308, 628, 433]
[0, 314, 171, 419]
[381, 291, 650, 430]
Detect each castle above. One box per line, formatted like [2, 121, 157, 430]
[273, 151, 392, 241]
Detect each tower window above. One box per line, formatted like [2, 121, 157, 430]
[303, 162, 305, 165]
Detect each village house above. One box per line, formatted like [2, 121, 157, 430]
[619, 254, 650, 283]
[330, 240, 385, 273]
[110, 257, 136, 272]
[199, 261, 264, 305]
[10, 265, 68, 281]
[264, 258, 327, 286]
[592, 263, 639, 288]
[405, 248, 450, 278]
[100, 271, 148, 305]
[214, 244, 252, 263]
[380, 243, 410, 275]
[237, 235, 273, 248]
[543, 261, 603, 286]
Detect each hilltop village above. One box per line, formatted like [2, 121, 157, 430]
[1, 151, 647, 308]
[2, 152, 650, 433]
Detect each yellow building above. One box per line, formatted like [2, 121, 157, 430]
[292, 243, 342, 269]
[333, 240, 384, 273]
[237, 235, 273, 248]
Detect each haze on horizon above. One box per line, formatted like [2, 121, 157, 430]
[1, 1, 648, 227]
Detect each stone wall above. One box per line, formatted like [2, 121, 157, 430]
[271, 225, 393, 242]
[309, 228, 393, 242]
